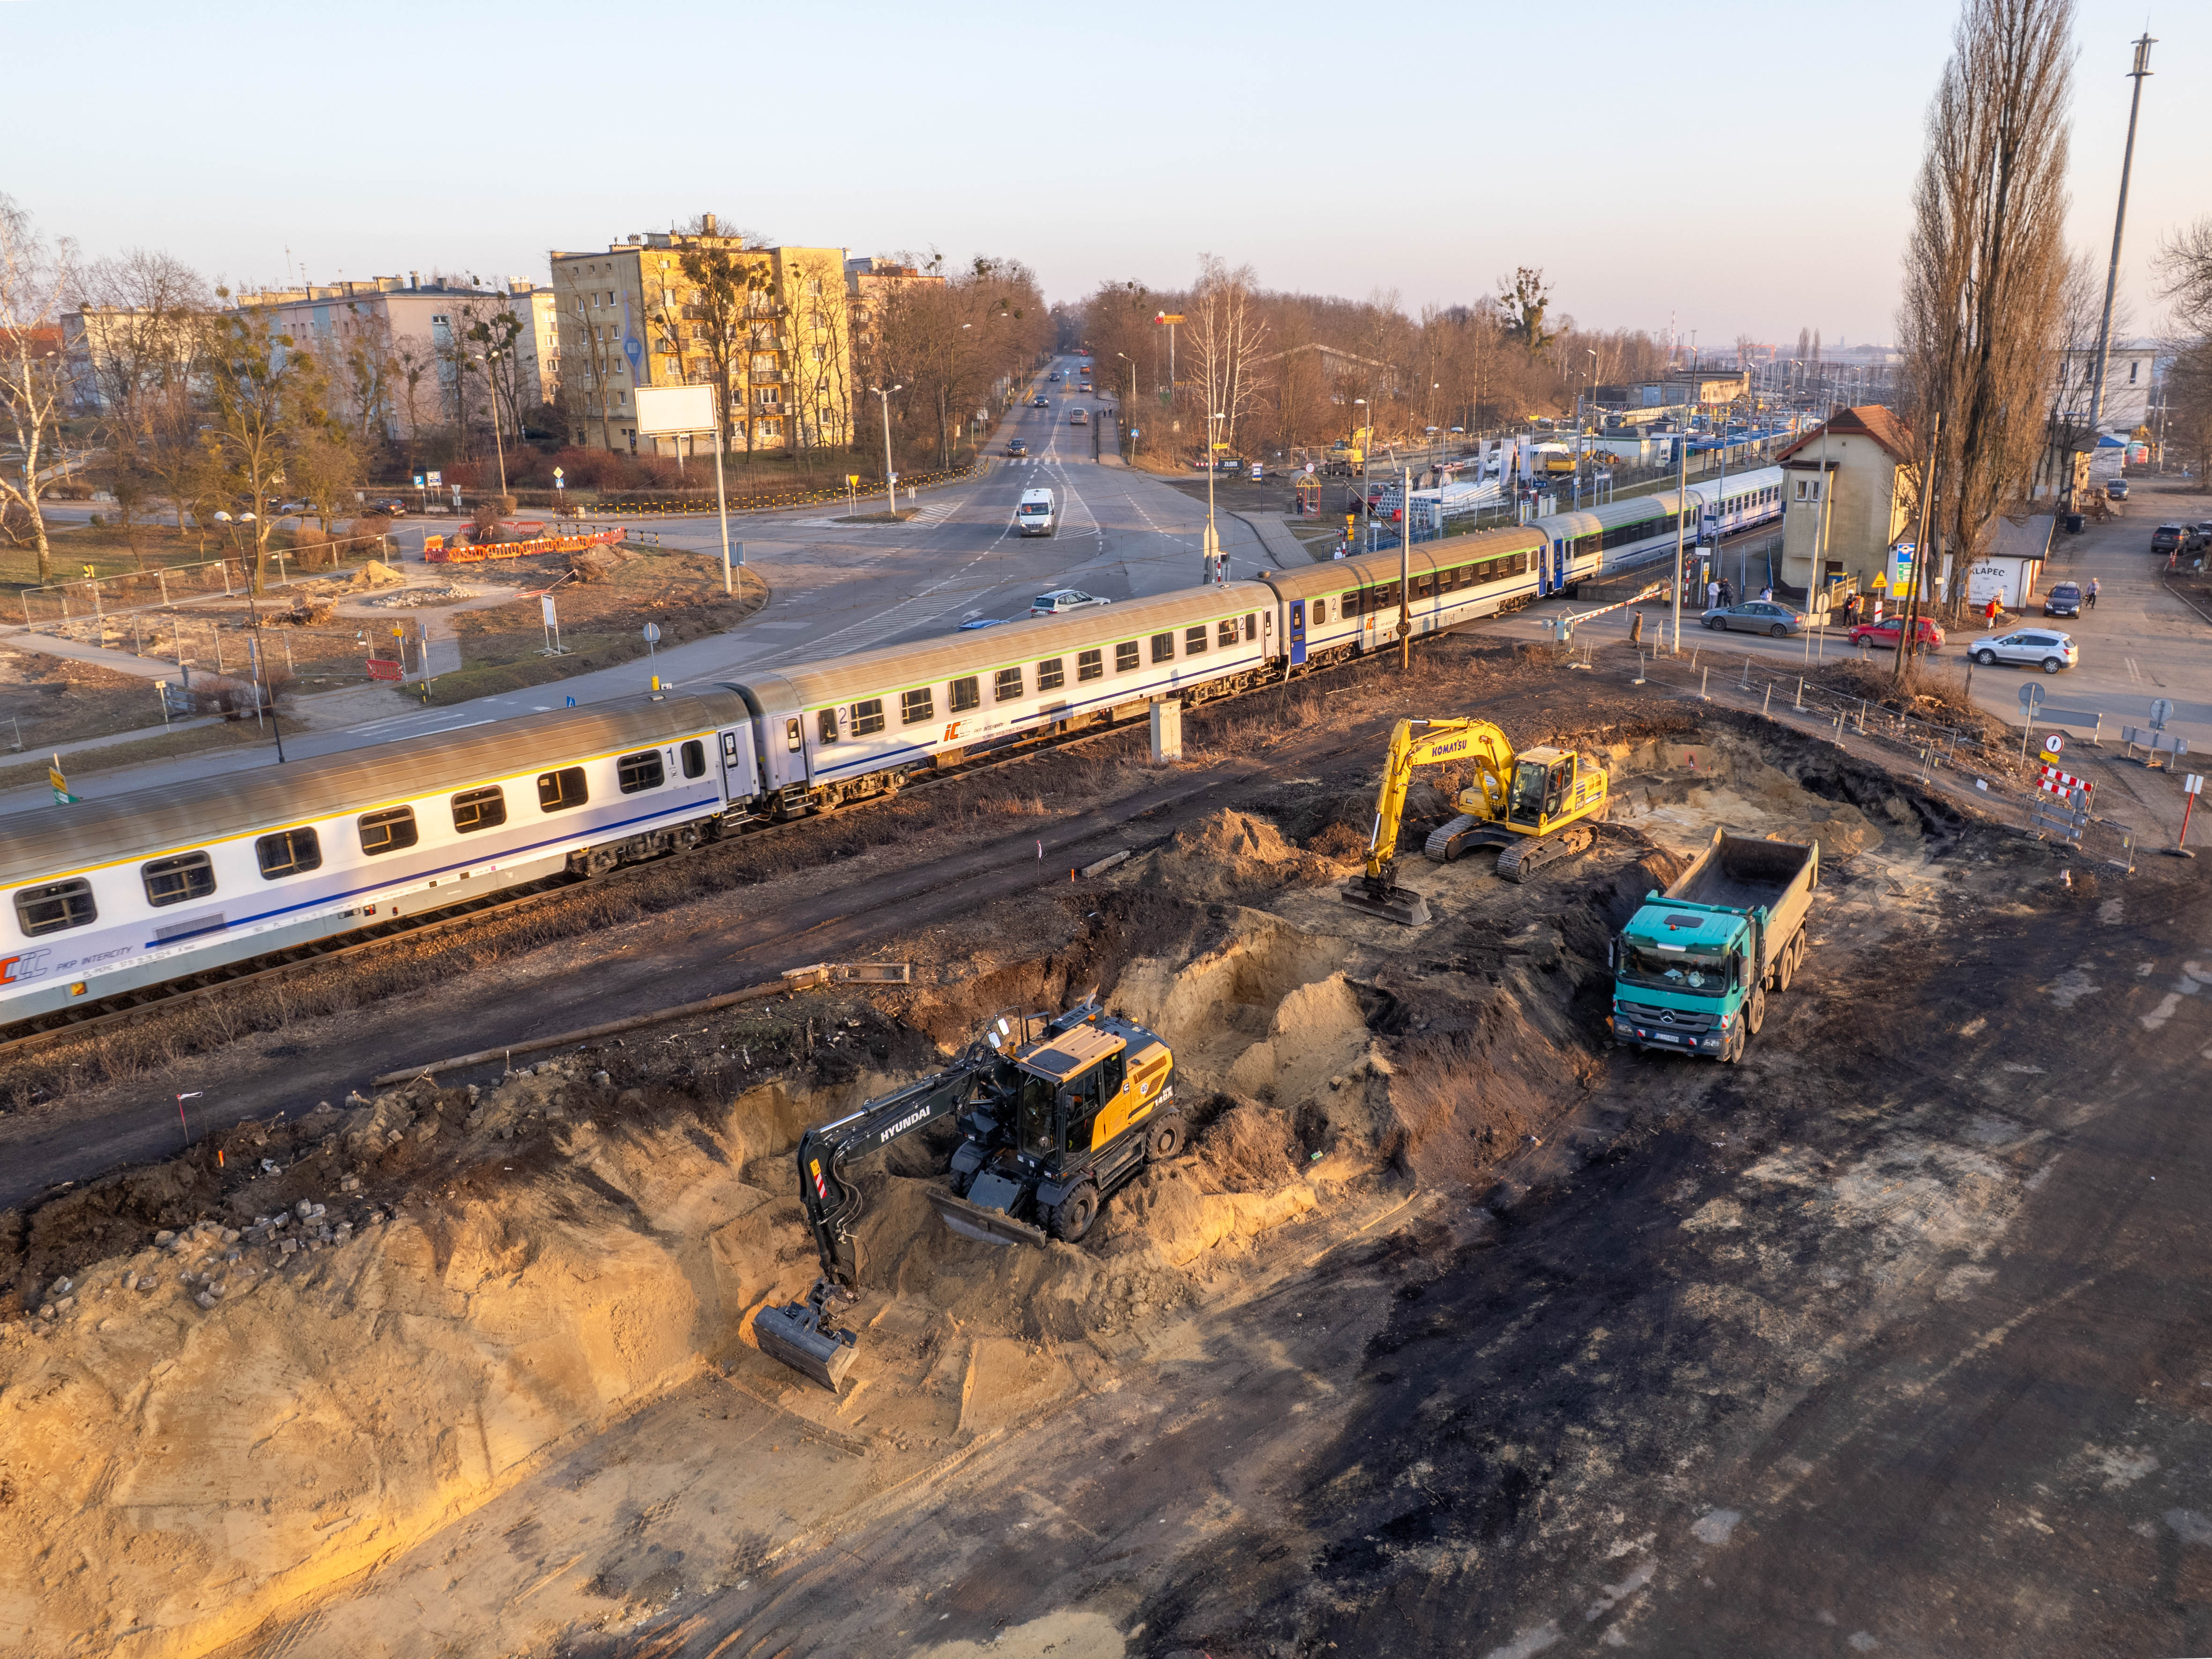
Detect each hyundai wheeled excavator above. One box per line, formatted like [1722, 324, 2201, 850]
[1342, 717, 1611, 925]
[753, 997, 1182, 1391]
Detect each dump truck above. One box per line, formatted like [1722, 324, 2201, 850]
[1609, 830, 1817, 1063]
[753, 997, 1182, 1390]
[1343, 718, 1611, 925]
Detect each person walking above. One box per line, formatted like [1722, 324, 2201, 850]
[1759, 583, 1773, 603]
[1706, 578, 1720, 611]
[1718, 577, 1734, 607]
[2087, 576, 2099, 610]
[1983, 594, 2001, 629]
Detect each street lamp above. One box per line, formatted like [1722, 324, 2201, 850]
[1354, 398, 1370, 554]
[871, 385, 902, 517]
[472, 350, 509, 496]
[1204, 411, 1225, 582]
[1117, 352, 1136, 461]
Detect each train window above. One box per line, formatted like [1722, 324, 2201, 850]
[1077, 648, 1103, 682]
[142, 851, 216, 908]
[900, 687, 934, 725]
[538, 767, 588, 812]
[949, 676, 980, 713]
[1245, 613, 1257, 641]
[817, 709, 838, 745]
[256, 826, 322, 878]
[358, 806, 419, 856]
[1114, 640, 1138, 673]
[1036, 658, 1065, 692]
[851, 698, 886, 736]
[1311, 600, 1326, 625]
[1414, 575, 1435, 600]
[994, 666, 1024, 702]
[450, 787, 506, 834]
[783, 718, 802, 753]
[1217, 618, 1237, 647]
[682, 739, 707, 777]
[1150, 632, 1175, 664]
[1340, 590, 1359, 617]
[1184, 626, 1207, 655]
[15, 877, 97, 937]
[619, 750, 666, 792]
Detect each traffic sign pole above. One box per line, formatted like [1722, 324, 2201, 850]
[2175, 772, 2204, 859]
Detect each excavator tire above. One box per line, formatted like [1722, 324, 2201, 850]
[1050, 1183, 1099, 1243]
[1145, 1114, 1187, 1161]
[1424, 814, 1482, 863]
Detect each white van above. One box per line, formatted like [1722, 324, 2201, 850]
[1016, 487, 1055, 537]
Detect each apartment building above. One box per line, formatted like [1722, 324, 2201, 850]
[551, 216, 855, 456]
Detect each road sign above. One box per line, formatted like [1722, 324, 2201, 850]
[426, 471, 442, 488]
[2043, 733, 2064, 754]
[1154, 312, 1184, 325]
[412, 474, 425, 489]
[541, 596, 558, 628]
[2185, 774, 2204, 796]
[641, 622, 661, 645]
[47, 761, 76, 806]
[2149, 698, 2175, 730]
[2018, 683, 2044, 713]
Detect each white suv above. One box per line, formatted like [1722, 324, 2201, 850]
[1030, 589, 1110, 616]
[1966, 628, 2079, 673]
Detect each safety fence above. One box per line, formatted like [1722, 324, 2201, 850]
[13, 534, 395, 626]
[1621, 641, 2142, 874]
[554, 460, 984, 517]
[425, 527, 627, 565]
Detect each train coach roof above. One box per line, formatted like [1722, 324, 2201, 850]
[0, 689, 752, 884]
[747, 582, 1275, 711]
[1262, 525, 1547, 600]
[1536, 487, 1698, 541]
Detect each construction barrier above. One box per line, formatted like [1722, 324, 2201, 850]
[425, 527, 627, 564]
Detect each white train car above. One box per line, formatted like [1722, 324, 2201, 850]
[0, 694, 756, 1027]
[1259, 527, 1549, 666]
[1688, 465, 1784, 540]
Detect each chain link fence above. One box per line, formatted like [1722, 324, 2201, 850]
[14, 533, 393, 626]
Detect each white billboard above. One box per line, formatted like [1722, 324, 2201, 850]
[633, 384, 718, 436]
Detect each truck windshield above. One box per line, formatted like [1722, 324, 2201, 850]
[1016, 1071, 1057, 1159]
[1620, 944, 1733, 994]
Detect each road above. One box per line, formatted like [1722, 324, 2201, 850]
[0, 355, 1284, 812]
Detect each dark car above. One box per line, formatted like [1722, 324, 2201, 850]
[1005, 439, 1027, 457]
[2105, 478, 2129, 500]
[2153, 523, 2188, 554]
[2042, 581, 2083, 617]
[372, 499, 407, 518]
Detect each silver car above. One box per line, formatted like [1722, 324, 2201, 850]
[1966, 628, 2078, 673]
[1700, 600, 1808, 638]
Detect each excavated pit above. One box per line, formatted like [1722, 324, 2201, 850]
[0, 714, 1963, 1658]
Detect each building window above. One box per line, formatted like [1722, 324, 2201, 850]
[851, 697, 886, 735]
[994, 666, 1023, 702]
[1151, 632, 1176, 664]
[901, 687, 935, 724]
[1036, 658, 1065, 692]
[15, 877, 97, 937]
[451, 786, 506, 833]
[1077, 648, 1103, 681]
[358, 805, 419, 856]
[949, 676, 980, 713]
[538, 766, 588, 811]
[142, 851, 216, 908]
[618, 750, 666, 793]
[1115, 640, 1139, 673]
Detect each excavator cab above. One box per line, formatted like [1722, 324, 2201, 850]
[1504, 747, 1589, 833]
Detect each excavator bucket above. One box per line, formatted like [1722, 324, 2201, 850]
[753, 1282, 859, 1392]
[1340, 878, 1431, 926]
[928, 1187, 1050, 1250]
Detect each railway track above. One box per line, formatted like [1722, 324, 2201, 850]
[0, 646, 1383, 1066]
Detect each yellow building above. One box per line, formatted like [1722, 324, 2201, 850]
[551, 217, 854, 457]
[1775, 405, 1918, 603]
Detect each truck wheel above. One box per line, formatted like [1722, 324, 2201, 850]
[1145, 1114, 1187, 1161]
[1776, 940, 1797, 992]
[1049, 1183, 1099, 1243]
[1721, 1027, 1744, 1064]
[1746, 986, 1766, 1036]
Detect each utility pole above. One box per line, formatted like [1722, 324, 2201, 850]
[1670, 424, 1687, 654]
[1896, 412, 1941, 683]
[2087, 34, 2155, 457]
[1203, 411, 1222, 582]
[1398, 464, 1412, 671]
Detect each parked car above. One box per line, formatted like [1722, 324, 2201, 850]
[1029, 589, 1110, 616]
[2152, 523, 2189, 554]
[2042, 581, 2083, 617]
[2105, 478, 2129, 500]
[1005, 439, 1027, 457]
[372, 499, 407, 518]
[1700, 600, 1809, 638]
[1849, 615, 1945, 651]
[1966, 628, 2078, 673]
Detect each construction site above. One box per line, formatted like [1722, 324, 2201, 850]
[0, 625, 2206, 1659]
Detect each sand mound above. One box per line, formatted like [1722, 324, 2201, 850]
[347, 558, 407, 589]
[1148, 809, 1338, 902]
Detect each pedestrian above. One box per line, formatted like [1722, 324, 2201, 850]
[1759, 583, 1773, 603]
[1983, 594, 2000, 628]
[1630, 610, 1645, 647]
[1841, 592, 1859, 626]
[1705, 578, 1720, 611]
[2087, 576, 2099, 610]
[1718, 577, 1733, 607]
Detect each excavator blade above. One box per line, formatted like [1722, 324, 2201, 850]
[1339, 878, 1432, 926]
[928, 1187, 1050, 1250]
[753, 1288, 859, 1392]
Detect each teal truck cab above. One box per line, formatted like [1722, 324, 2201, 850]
[1610, 830, 1817, 1064]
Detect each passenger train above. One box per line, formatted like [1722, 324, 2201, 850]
[0, 470, 1780, 1028]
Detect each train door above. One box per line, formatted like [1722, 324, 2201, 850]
[718, 724, 761, 808]
[1288, 600, 1307, 666]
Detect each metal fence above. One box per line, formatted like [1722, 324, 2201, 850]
[14, 535, 392, 626]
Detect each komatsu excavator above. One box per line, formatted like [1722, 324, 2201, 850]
[753, 997, 1182, 1390]
[1342, 718, 1611, 924]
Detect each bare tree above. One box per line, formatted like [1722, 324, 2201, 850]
[202, 300, 335, 591]
[2157, 218, 2212, 336]
[0, 195, 74, 584]
[1183, 257, 1271, 455]
[1497, 268, 1557, 358]
[1899, 0, 2075, 611]
[71, 248, 210, 555]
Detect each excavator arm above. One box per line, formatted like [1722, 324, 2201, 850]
[1346, 718, 1517, 925]
[755, 1050, 994, 1389]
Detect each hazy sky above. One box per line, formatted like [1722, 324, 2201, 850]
[7, 0, 2202, 350]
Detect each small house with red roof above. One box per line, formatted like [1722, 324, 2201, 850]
[1774, 406, 1920, 604]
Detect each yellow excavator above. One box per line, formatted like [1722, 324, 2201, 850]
[1342, 718, 1611, 924]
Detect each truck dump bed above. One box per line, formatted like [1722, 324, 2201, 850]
[1668, 832, 1811, 911]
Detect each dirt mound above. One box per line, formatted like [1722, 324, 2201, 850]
[1149, 809, 1340, 902]
[346, 558, 408, 589]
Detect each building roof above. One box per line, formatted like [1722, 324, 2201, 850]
[1989, 515, 2054, 563]
[1774, 405, 1914, 467]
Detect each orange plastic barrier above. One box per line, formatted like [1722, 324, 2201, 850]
[425, 527, 626, 564]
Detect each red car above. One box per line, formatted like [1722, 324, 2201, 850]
[1848, 615, 1945, 651]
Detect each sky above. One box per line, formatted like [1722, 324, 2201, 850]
[5, 0, 2203, 351]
